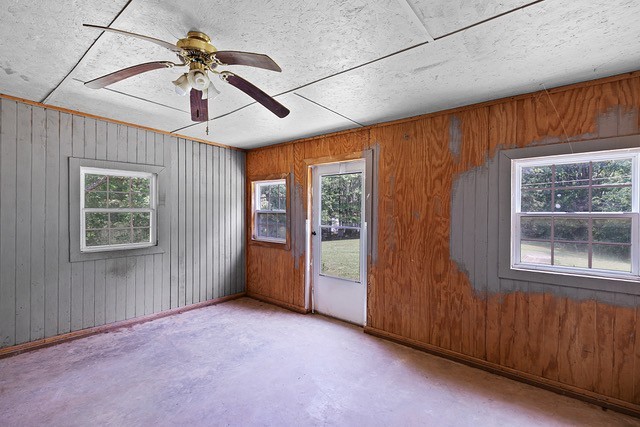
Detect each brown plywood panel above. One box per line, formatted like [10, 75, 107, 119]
[612, 294, 636, 402]
[594, 293, 615, 397]
[489, 100, 518, 153]
[543, 85, 599, 143]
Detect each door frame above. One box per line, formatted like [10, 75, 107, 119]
[303, 149, 376, 326]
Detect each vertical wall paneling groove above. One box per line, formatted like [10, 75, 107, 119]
[0, 100, 245, 349]
[200, 144, 207, 302]
[193, 142, 200, 303]
[30, 106, 46, 341]
[0, 99, 17, 346]
[44, 108, 60, 338]
[206, 145, 213, 300]
[213, 146, 221, 299]
[15, 102, 32, 344]
[185, 140, 193, 306]
[225, 150, 231, 296]
[58, 113, 72, 334]
[230, 150, 237, 294]
[245, 72, 640, 409]
[220, 148, 227, 298]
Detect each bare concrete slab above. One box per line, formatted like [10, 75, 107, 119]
[0, 298, 638, 426]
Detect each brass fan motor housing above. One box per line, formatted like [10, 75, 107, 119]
[177, 31, 217, 54]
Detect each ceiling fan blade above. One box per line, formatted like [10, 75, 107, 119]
[85, 61, 176, 89]
[214, 51, 282, 72]
[83, 24, 180, 52]
[190, 89, 208, 122]
[222, 73, 290, 118]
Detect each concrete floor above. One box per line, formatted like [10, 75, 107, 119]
[0, 298, 638, 426]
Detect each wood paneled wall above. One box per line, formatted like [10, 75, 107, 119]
[0, 98, 245, 348]
[246, 71, 640, 409]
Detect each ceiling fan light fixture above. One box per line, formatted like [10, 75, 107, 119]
[187, 69, 210, 91]
[172, 73, 190, 96]
[203, 81, 221, 99]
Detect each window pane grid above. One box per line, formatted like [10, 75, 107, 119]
[515, 153, 638, 277]
[518, 213, 635, 272]
[254, 180, 287, 242]
[81, 168, 155, 251]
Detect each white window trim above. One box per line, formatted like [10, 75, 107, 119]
[253, 179, 287, 244]
[80, 166, 157, 253]
[510, 147, 640, 281]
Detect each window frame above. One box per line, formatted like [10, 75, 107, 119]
[69, 157, 166, 263]
[80, 166, 158, 253]
[251, 177, 289, 245]
[511, 149, 640, 280]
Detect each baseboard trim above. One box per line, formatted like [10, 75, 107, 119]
[364, 326, 640, 419]
[246, 292, 309, 314]
[0, 292, 246, 359]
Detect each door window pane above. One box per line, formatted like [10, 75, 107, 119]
[321, 173, 362, 227]
[320, 228, 360, 281]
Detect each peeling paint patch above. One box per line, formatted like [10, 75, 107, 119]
[449, 115, 462, 158]
[450, 147, 640, 306]
[597, 106, 620, 137]
[619, 107, 639, 135]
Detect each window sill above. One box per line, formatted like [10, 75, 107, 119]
[72, 244, 165, 262]
[498, 264, 640, 296]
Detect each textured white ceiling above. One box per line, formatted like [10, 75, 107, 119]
[1, 0, 639, 148]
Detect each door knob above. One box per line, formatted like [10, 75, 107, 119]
[311, 231, 317, 236]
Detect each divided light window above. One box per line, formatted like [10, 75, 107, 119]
[253, 179, 287, 243]
[80, 167, 157, 252]
[512, 149, 640, 280]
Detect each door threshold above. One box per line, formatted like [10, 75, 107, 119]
[312, 310, 365, 328]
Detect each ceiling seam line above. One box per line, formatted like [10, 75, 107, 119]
[40, 0, 135, 104]
[70, 78, 191, 114]
[271, 0, 548, 100]
[433, 0, 546, 40]
[396, 0, 434, 41]
[171, 0, 548, 134]
[294, 93, 365, 127]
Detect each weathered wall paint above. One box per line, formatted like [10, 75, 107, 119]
[0, 98, 245, 348]
[246, 71, 640, 408]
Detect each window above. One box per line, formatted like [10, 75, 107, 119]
[511, 148, 639, 279]
[80, 167, 157, 252]
[253, 179, 287, 243]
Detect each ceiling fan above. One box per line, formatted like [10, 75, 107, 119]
[83, 24, 290, 122]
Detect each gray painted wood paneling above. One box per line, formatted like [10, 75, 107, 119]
[0, 99, 245, 348]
